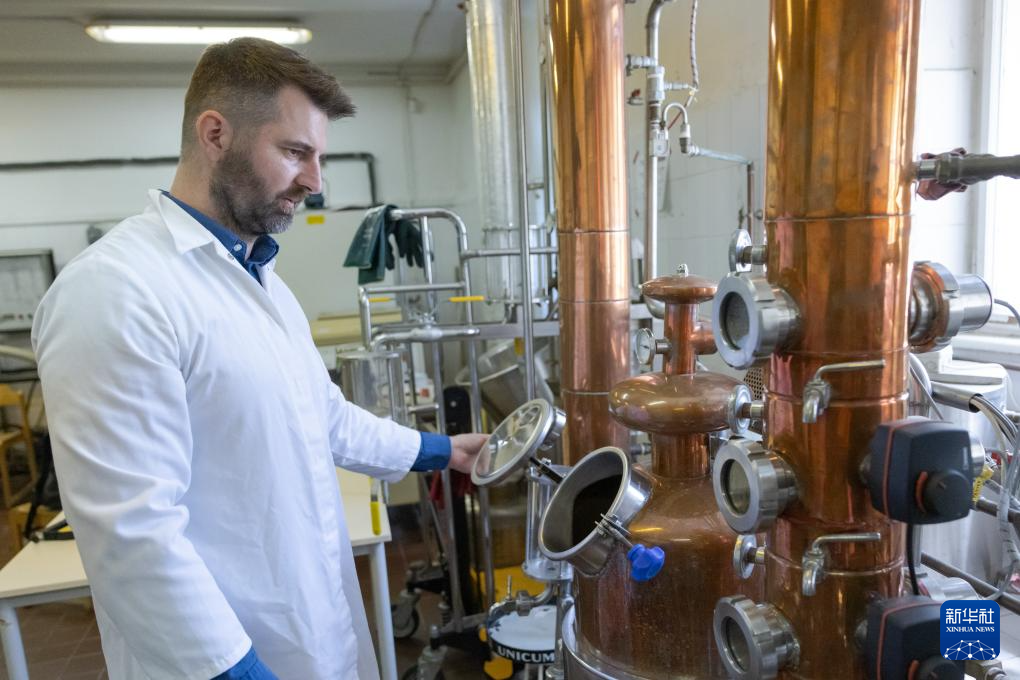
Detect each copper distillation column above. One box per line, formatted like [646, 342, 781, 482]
[547, 0, 631, 463]
[708, 1, 922, 678]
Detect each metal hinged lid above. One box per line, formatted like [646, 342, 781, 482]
[472, 399, 563, 487]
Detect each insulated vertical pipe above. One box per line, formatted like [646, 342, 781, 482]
[761, 1, 920, 677]
[510, 0, 537, 401]
[465, 0, 522, 253]
[643, 0, 673, 283]
[548, 0, 631, 463]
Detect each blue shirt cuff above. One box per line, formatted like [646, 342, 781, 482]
[213, 647, 266, 680]
[412, 432, 452, 471]
[212, 647, 279, 679]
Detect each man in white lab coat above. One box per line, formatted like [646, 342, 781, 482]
[32, 38, 487, 680]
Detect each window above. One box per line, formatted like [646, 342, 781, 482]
[980, 0, 1020, 316]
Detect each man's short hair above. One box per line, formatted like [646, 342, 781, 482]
[181, 37, 355, 152]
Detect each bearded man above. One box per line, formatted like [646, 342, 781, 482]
[32, 37, 486, 680]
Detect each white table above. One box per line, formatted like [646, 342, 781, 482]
[0, 531, 89, 680]
[338, 469, 399, 680]
[0, 472, 396, 680]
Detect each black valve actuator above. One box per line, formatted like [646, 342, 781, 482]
[866, 417, 973, 524]
[864, 596, 964, 680]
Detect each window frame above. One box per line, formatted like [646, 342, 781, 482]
[974, 0, 1018, 335]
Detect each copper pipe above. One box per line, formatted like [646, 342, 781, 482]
[557, 231, 630, 302]
[651, 433, 710, 480]
[760, 1, 921, 677]
[765, 2, 918, 219]
[692, 322, 716, 356]
[549, 0, 631, 463]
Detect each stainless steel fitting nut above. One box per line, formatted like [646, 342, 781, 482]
[728, 229, 767, 273]
[732, 534, 765, 580]
[714, 595, 800, 679]
[713, 273, 800, 369]
[726, 383, 754, 435]
[909, 261, 993, 352]
[713, 438, 798, 534]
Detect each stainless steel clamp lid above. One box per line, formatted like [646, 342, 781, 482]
[471, 399, 566, 487]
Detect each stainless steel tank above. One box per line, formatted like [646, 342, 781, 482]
[455, 340, 555, 423]
[336, 349, 408, 425]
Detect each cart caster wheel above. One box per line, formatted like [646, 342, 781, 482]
[392, 604, 421, 639]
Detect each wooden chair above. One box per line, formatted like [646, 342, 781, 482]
[0, 385, 39, 509]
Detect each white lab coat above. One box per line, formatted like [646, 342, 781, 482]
[32, 190, 421, 680]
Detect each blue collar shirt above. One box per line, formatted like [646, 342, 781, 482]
[162, 191, 279, 285]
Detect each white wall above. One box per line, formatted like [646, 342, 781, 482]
[2, 2, 989, 327]
[0, 72, 481, 321]
[624, 0, 985, 283]
[624, 0, 767, 285]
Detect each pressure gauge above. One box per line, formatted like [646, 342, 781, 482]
[634, 328, 658, 366]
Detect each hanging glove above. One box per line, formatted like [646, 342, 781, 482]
[383, 218, 399, 271]
[395, 220, 425, 269]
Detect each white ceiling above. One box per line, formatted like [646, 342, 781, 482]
[0, 0, 468, 86]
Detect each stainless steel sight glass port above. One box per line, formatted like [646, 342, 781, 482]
[523, 465, 573, 582]
[909, 261, 994, 352]
[713, 438, 798, 534]
[538, 446, 653, 577]
[713, 273, 800, 369]
[714, 595, 800, 680]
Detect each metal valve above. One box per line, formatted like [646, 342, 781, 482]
[729, 229, 768, 273]
[914, 152, 1020, 184]
[733, 534, 766, 580]
[801, 532, 881, 596]
[727, 384, 762, 435]
[595, 513, 665, 582]
[802, 359, 887, 424]
[909, 261, 993, 352]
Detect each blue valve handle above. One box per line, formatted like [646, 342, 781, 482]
[627, 544, 665, 581]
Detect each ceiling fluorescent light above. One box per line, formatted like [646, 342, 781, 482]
[85, 23, 312, 45]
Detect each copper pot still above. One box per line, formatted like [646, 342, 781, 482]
[540, 274, 763, 679]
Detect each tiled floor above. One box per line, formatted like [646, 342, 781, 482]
[356, 509, 487, 680]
